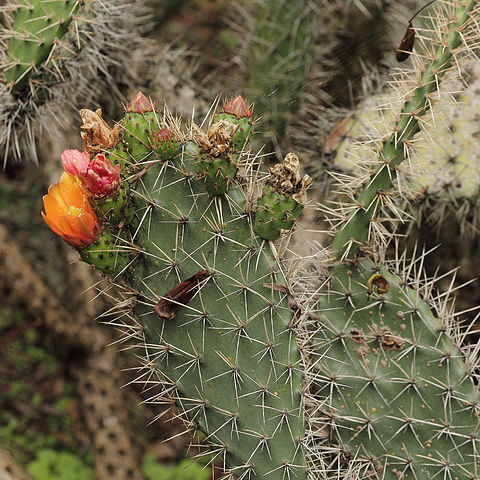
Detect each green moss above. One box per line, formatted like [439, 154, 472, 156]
[142, 454, 210, 480]
[27, 449, 94, 480]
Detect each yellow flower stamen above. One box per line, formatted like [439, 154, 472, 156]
[68, 205, 81, 216]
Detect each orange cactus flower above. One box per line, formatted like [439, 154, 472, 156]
[42, 172, 100, 248]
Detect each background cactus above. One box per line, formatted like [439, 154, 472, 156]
[0, 0, 145, 163]
[298, 1, 480, 478]
[328, 58, 480, 234]
[234, 0, 316, 151]
[228, 0, 419, 160]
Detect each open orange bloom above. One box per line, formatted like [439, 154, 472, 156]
[42, 172, 100, 248]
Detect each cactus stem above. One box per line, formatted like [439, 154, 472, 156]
[332, 0, 476, 259]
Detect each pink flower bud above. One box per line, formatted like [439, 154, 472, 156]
[125, 91, 155, 114]
[156, 129, 176, 141]
[223, 95, 252, 118]
[61, 149, 90, 177]
[80, 154, 121, 199]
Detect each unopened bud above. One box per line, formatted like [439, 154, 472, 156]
[223, 95, 252, 118]
[80, 154, 121, 199]
[61, 149, 90, 177]
[151, 129, 181, 160]
[126, 91, 155, 114]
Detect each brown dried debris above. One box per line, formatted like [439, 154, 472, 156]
[367, 273, 390, 295]
[194, 120, 238, 157]
[267, 153, 312, 204]
[377, 327, 405, 351]
[80, 108, 120, 154]
[356, 344, 371, 359]
[349, 328, 366, 344]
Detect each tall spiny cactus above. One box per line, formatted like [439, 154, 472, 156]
[300, 1, 480, 478]
[328, 57, 480, 235]
[226, 0, 316, 154]
[41, 94, 311, 479]
[0, 0, 145, 164]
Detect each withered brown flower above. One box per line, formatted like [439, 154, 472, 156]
[79, 108, 120, 154]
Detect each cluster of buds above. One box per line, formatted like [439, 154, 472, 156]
[41, 92, 251, 250]
[43, 148, 121, 248]
[41, 91, 157, 250]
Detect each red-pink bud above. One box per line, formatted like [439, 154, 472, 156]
[126, 91, 155, 114]
[223, 95, 252, 118]
[80, 154, 121, 199]
[61, 149, 90, 177]
[156, 129, 176, 141]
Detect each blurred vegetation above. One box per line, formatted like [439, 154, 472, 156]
[27, 450, 93, 480]
[0, 307, 81, 464]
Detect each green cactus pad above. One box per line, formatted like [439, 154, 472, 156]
[312, 258, 480, 479]
[242, 1, 315, 144]
[80, 232, 130, 276]
[192, 144, 237, 196]
[129, 145, 307, 478]
[107, 144, 132, 170]
[123, 112, 158, 161]
[94, 185, 134, 227]
[6, 0, 80, 93]
[254, 186, 302, 241]
[151, 130, 181, 161]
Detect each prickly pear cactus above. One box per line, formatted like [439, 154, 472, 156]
[300, 1, 480, 478]
[41, 94, 311, 479]
[39, 1, 480, 478]
[305, 256, 480, 479]
[0, 0, 144, 162]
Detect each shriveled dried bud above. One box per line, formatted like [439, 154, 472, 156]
[223, 95, 252, 118]
[80, 109, 120, 154]
[125, 91, 155, 114]
[194, 120, 238, 157]
[267, 153, 312, 204]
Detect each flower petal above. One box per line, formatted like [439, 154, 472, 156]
[42, 172, 99, 248]
[41, 211, 64, 236]
[78, 213, 99, 238]
[58, 173, 86, 208]
[42, 193, 64, 220]
[57, 215, 92, 240]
